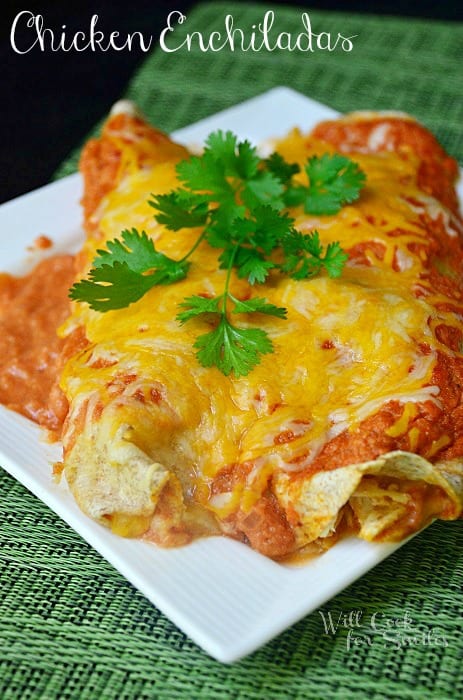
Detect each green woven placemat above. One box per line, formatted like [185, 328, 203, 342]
[2, 3, 463, 698]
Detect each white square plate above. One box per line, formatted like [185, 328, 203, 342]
[1, 88, 461, 663]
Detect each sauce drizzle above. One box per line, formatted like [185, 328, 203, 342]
[0, 254, 75, 433]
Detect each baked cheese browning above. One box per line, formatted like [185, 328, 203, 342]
[79, 112, 188, 237]
[59, 109, 463, 557]
[310, 113, 460, 215]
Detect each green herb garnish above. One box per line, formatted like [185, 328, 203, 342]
[283, 153, 366, 215]
[70, 131, 364, 376]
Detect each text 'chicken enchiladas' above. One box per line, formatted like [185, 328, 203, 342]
[1, 104, 462, 559]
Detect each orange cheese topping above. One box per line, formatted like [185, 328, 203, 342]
[60, 119, 463, 534]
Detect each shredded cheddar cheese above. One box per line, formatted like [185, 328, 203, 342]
[56, 113, 463, 557]
[61, 128, 452, 520]
[386, 403, 418, 438]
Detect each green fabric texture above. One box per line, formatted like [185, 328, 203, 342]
[2, 2, 463, 698]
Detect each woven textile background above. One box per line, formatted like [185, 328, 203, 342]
[2, 3, 463, 698]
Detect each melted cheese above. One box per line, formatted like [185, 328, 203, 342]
[60, 129, 454, 520]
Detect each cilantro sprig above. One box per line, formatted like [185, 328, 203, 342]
[177, 288, 286, 378]
[70, 131, 365, 376]
[283, 153, 366, 215]
[70, 229, 190, 310]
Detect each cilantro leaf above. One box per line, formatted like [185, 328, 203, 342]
[235, 140, 260, 179]
[149, 191, 209, 230]
[265, 152, 300, 184]
[283, 185, 308, 208]
[204, 131, 260, 180]
[230, 296, 287, 319]
[194, 316, 273, 377]
[176, 294, 222, 323]
[322, 241, 349, 278]
[303, 154, 366, 215]
[176, 150, 233, 200]
[232, 248, 276, 284]
[280, 230, 347, 280]
[250, 206, 295, 254]
[90, 229, 188, 284]
[242, 171, 284, 210]
[69, 262, 159, 311]
[205, 202, 247, 250]
[214, 206, 293, 284]
[204, 130, 239, 173]
[91, 229, 162, 271]
[69, 229, 189, 310]
[216, 207, 294, 282]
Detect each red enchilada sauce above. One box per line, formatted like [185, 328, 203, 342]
[0, 254, 76, 434]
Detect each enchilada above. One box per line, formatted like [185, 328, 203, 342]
[1, 105, 462, 559]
